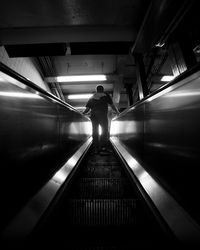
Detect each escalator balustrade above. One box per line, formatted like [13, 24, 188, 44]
[29, 144, 171, 249]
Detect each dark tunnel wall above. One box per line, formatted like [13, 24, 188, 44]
[0, 64, 91, 230]
[110, 65, 200, 225]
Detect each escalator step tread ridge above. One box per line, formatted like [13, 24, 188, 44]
[81, 165, 123, 178]
[70, 178, 135, 198]
[67, 198, 137, 226]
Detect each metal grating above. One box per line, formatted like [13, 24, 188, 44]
[73, 178, 126, 198]
[82, 165, 123, 178]
[87, 161, 120, 167]
[67, 199, 136, 226]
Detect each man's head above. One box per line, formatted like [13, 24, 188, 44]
[96, 85, 104, 93]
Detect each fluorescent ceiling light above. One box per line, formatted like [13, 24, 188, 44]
[161, 75, 175, 82]
[68, 94, 93, 100]
[56, 75, 107, 82]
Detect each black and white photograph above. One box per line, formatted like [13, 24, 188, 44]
[0, 0, 200, 249]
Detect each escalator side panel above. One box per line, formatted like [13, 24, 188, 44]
[110, 137, 200, 246]
[0, 66, 91, 231]
[110, 69, 200, 227]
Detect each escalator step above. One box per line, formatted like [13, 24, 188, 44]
[87, 161, 120, 167]
[67, 199, 137, 226]
[88, 155, 117, 163]
[70, 178, 134, 198]
[82, 165, 123, 178]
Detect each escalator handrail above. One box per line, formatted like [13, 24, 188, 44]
[0, 62, 87, 116]
[114, 62, 200, 119]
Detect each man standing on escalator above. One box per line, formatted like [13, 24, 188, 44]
[82, 85, 119, 154]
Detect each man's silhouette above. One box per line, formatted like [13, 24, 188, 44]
[83, 85, 119, 154]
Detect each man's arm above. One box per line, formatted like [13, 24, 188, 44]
[82, 107, 90, 115]
[106, 93, 120, 116]
[110, 103, 120, 115]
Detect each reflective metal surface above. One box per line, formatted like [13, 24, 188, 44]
[110, 104, 144, 157]
[110, 67, 200, 242]
[111, 137, 200, 245]
[0, 67, 91, 230]
[1, 138, 92, 241]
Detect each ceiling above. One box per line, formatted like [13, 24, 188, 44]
[0, 0, 198, 110]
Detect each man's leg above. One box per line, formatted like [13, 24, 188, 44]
[91, 117, 100, 152]
[99, 116, 109, 150]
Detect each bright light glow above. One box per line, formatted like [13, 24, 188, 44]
[68, 94, 93, 100]
[98, 125, 102, 136]
[110, 121, 118, 135]
[110, 120, 137, 136]
[75, 106, 86, 110]
[0, 77, 5, 82]
[0, 91, 41, 99]
[68, 121, 92, 136]
[161, 75, 175, 82]
[53, 168, 68, 184]
[67, 157, 77, 169]
[85, 121, 92, 136]
[52, 139, 92, 185]
[56, 75, 107, 82]
[165, 91, 200, 98]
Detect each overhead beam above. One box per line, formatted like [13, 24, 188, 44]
[131, 0, 194, 54]
[0, 26, 136, 45]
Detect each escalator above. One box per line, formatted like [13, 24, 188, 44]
[27, 143, 175, 250]
[1, 63, 200, 249]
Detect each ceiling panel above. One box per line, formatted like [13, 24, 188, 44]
[0, 0, 182, 111]
[52, 55, 116, 75]
[0, 0, 149, 28]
